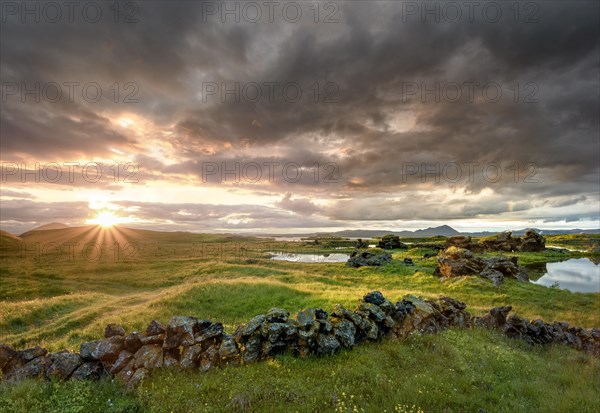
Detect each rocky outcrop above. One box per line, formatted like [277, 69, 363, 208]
[473, 306, 600, 355]
[346, 250, 392, 267]
[1, 291, 597, 389]
[435, 246, 529, 285]
[377, 235, 407, 250]
[445, 235, 482, 252]
[446, 230, 545, 252]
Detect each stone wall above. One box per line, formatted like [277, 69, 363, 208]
[1, 291, 598, 389]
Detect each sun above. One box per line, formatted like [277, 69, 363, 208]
[89, 211, 121, 228]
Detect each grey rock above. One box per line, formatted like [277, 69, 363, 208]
[20, 346, 48, 362]
[80, 337, 123, 362]
[346, 250, 393, 267]
[242, 315, 266, 337]
[363, 291, 386, 306]
[315, 335, 340, 355]
[195, 323, 224, 344]
[296, 308, 317, 329]
[164, 316, 197, 349]
[134, 345, 163, 369]
[333, 319, 356, 348]
[218, 335, 239, 361]
[104, 323, 125, 338]
[70, 361, 105, 380]
[46, 351, 83, 379]
[266, 308, 289, 323]
[180, 344, 202, 369]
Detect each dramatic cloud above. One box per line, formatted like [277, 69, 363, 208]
[1, 1, 598, 233]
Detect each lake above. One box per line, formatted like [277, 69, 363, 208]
[269, 252, 350, 263]
[532, 258, 600, 293]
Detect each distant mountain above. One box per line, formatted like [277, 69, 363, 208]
[297, 225, 460, 239]
[20, 222, 70, 236]
[267, 226, 599, 239]
[412, 225, 459, 237]
[462, 228, 600, 236]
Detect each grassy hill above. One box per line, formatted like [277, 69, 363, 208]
[0, 231, 599, 412]
[0, 230, 23, 256]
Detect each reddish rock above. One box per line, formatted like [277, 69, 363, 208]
[109, 350, 134, 374]
[146, 320, 166, 336]
[104, 323, 126, 338]
[124, 332, 143, 353]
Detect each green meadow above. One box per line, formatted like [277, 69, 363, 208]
[1, 229, 599, 412]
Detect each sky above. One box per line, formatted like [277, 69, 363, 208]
[1, 0, 599, 235]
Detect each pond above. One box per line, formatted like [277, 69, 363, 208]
[531, 258, 600, 293]
[269, 252, 350, 263]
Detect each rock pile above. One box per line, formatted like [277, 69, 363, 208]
[435, 246, 529, 285]
[346, 250, 392, 267]
[474, 305, 600, 354]
[1, 291, 598, 389]
[377, 235, 407, 250]
[446, 229, 545, 253]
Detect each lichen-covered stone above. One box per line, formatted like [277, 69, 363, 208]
[195, 323, 224, 344]
[180, 344, 203, 369]
[242, 315, 266, 337]
[134, 345, 163, 370]
[46, 351, 83, 379]
[109, 350, 134, 375]
[266, 308, 289, 323]
[219, 335, 239, 361]
[164, 316, 197, 349]
[80, 337, 123, 362]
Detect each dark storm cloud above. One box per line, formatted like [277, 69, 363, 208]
[1, 1, 598, 226]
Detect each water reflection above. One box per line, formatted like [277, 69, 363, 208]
[269, 252, 350, 263]
[533, 258, 600, 293]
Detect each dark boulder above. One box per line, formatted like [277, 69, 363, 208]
[124, 332, 144, 353]
[346, 250, 392, 267]
[377, 235, 407, 250]
[80, 337, 124, 362]
[104, 323, 125, 338]
[70, 361, 106, 380]
[146, 320, 166, 336]
[164, 316, 197, 349]
[46, 351, 83, 379]
[266, 308, 289, 323]
[435, 246, 529, 284]
[519, 229, 545, 252]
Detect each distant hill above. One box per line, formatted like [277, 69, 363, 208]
[20, 222, 70, 236]
[464, 228, 600, 237]
[18, 225, 264, 245]
[266, 226, 599, 239]
[0, 229, 23, 253]
[287, 225, 461, 239]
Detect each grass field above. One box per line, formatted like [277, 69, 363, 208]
[1, 228, 599, 412]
